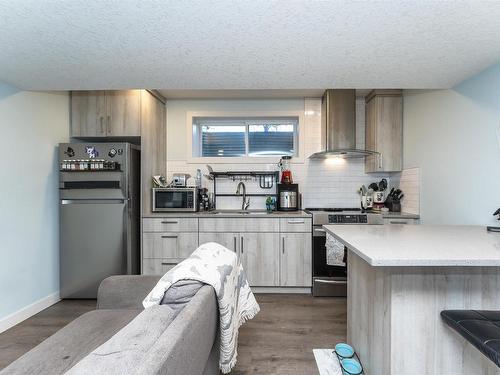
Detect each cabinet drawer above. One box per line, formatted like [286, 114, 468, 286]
[143, 218, 198, 232]
[199, 218, 279, 233]
[279, 217, 312, 232]
[142, 232, 198, 258]
[142, 259, 177, 275]
[383, 218, 417, 225]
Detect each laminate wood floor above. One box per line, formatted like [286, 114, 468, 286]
[0, 294, 346, 374]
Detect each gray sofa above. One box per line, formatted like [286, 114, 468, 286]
[1, 276, 220, 375]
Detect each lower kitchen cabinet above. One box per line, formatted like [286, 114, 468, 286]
[199, 232, 239, 253]
[142, 259, 177, 275]
[142, 232, 198, 259]
[241, 233, 280, 287]
[280, 233, 312, 287]
[143, 216, 312, 289]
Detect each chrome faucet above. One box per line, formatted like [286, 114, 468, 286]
[236, 182, 250, 210]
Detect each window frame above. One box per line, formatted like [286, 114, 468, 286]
[186, 111, 305, 164]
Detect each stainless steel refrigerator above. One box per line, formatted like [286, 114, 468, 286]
[59, 142, 140, 298]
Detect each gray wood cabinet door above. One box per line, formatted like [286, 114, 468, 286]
[70, 91, 106, 137]
[241, 233, 279, 286]
[106, 90, 141, 136]
[199, 232, 239, 253]
[142, 259, 176, 275]
[280, 233, 312, 287]
[140, 91, 166, 215]
[365, 90, 403, 173]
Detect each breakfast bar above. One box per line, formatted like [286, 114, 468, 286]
[323, 225, 500, 375]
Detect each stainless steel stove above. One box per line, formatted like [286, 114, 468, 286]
[304, 207, 383, 225]
[305, 208, 383, 297]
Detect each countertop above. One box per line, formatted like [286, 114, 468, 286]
[142, 210, 312, 218]
[323, 225, 500, 267]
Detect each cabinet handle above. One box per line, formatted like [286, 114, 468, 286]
[282, 237, 285, 254]
[161, 220, 178, 224]
[99, 116, 104, 134]
[106, 115, 111, 134]
[161, 235, 178, 239]
[240, 236, 244, 254]
[288, 220, 305, 224]
[161, 262, 177, 266]
[378, 153, 383, 169]
[234, 236, 237, 252]
[389, 221, 409, 225]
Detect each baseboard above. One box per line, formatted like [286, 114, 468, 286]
[252, 287, 311, 294]
[0, 292, 60, 334]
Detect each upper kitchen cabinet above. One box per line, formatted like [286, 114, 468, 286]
[70, 90, 141, 137]
[140, 90, 166, 215]
[106, 90, 141, 136]
[364, 90, 403, 173]
[70, 91, 106, 137]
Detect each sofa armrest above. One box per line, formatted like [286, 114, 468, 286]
[97, 275, 161, 310]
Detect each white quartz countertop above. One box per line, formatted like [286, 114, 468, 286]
[323, 225, 500, 267]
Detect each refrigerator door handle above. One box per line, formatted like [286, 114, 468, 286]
[61, 199, 128, 205]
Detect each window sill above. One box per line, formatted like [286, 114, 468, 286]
[186, 156, 305, 165]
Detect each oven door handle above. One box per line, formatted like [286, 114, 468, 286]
[315, 279, 347, 285]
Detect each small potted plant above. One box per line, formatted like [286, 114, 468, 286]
[266, 196, 276, 212]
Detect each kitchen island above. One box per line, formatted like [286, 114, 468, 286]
[323, 225, 500, 375]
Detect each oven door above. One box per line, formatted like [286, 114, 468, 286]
[312, 227, 347, 297]
[152, 189, 198, 212]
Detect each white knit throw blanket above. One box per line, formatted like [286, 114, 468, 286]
[142, 242, 260, 374]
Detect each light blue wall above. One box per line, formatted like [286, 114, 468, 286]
[403, 63, 500, 225]
[0, 82, 69, 321]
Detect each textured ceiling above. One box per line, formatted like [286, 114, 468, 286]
[1, 1, 500, 91]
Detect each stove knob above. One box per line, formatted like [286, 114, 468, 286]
[108, 148, 117, 158]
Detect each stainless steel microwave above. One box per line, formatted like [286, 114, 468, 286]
[152, 187, 198, 212]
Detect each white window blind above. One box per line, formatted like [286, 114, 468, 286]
[193, 117, 298, 157]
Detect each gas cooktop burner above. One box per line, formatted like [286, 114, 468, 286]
[305, 207, 361, 212]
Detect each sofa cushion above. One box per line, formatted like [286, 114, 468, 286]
[66, 305, 177, 375]
[160, 279, 205, 313]
[1, 309, 140, 375]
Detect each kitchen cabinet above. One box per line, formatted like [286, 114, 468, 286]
[145, 215, 312, 289]
[199, 232, 280, 286]
[280, 233, 312, 287]
[142, 232, 199, 259]
[143, 218, 198, 232]
[199, 217, 279, 232]
[365, 90, 403, 173]
[240, 233, 280, 287]
[140, 90, 166, 215]
[142, 259, 177, 275]
[106, 90, 141, 136]
[70, 91, 106, 137]
[199, 232, 239, 253]
[70, 90, 141, 137]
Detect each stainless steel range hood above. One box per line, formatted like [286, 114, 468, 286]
[309, 89, 379, 159]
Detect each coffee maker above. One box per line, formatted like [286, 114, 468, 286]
[277, 183, 299, 211]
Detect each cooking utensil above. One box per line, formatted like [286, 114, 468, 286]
[368, 182, 379, 191]
[259, 175, 274, 189]
[378, 178, 387, 191]
[204, 165, 214, 180]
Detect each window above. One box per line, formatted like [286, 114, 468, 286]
[193, 117, 298, 158]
